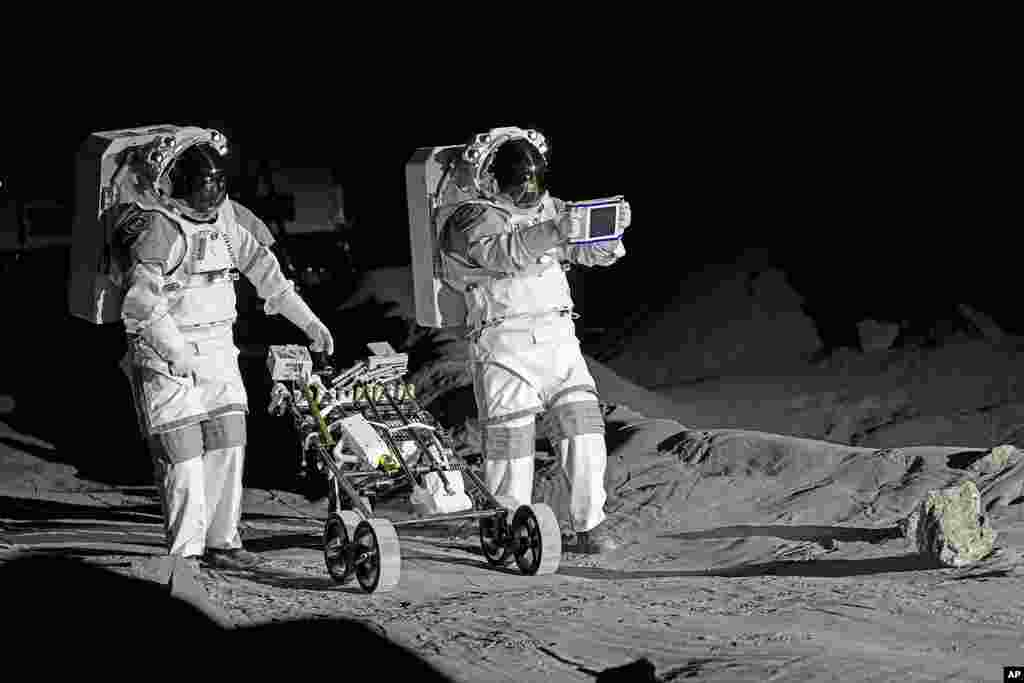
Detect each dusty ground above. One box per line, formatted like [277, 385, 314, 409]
[2, 478, 1022, 682]
[4, 344, 1024, 681]
[3, 267, 1024, 681]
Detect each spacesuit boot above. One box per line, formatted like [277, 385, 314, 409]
[201, 445, 263, 569]
[567, 525, 621, 555]
[553, 414, 619, 555]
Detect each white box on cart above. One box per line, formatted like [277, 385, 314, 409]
[268, 345, 314, 382]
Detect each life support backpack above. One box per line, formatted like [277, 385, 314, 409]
[405, 144, 475, 329]
[67, 124, 225, 325]
[406, 127, 552, 329]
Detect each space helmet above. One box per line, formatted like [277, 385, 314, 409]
[484, 137, 548, 209]
[161, 141, 229, 223]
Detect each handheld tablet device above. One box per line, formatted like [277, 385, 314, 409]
[564, 195, 626, 245]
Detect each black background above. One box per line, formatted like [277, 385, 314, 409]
[0, 23, 1015, 488]
[0, 23, 1014, 328]
[4, 53, 1012, 326]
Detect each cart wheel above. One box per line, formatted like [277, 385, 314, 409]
[511, 503, 561, 576]
[353, 518, 401, 593]
[480, 516, 513, 566]
[479, 495, 517, 566]
[339, 510, 362, 537]
[493, 495, 518, 511]
[344, 497, 372, 518]
[323, 513, 355, 584]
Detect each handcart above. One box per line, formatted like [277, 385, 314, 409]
[267, 342, 561, 593]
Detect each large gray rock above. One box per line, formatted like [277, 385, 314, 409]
[912, 479, 997, 567]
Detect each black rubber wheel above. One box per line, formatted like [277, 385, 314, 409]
[323, 513, 355, 584]
[480, 516, 513, 566]
[344, 496, 373, 518]
[338, 510, 362, 537]
[479, 495, 518, 567]
[511, 503, 561, 576]
[353, 518, 401, 593]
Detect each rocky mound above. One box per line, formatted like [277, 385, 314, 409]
[332, 267, 1024, 574]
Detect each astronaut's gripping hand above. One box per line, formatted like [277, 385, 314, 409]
[168, 344, 202, 379]
[305, 317, 335, 356]
[552, 197, 631, 233]
[555, 206, 584, 242]
[618, 201, 632, 231]
[274, 290, 336, 356]
[548, 196, 628, 267]
[568, 238, 626, 267]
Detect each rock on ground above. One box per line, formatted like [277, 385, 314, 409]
[913, 479, 997, 567]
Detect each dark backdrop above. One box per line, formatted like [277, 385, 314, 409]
[0, 42, 1014, 490]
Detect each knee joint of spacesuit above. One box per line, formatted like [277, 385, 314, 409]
[483, 418, 536, 461]
[147, 425, 204, 465]
[201, 413, 247, 451]
[147, 414, 246, 465]
[543, 400, 606, 441]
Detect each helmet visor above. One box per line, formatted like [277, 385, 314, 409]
[489, 139, 547, 208]
[167, 143, 228, 220]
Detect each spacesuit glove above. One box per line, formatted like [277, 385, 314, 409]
[304, 318, 335, 356]
[275, 290, 335, 356]
[618, 201, 632, 231]
[139, 314, 195, 377]
[167, 344, 201, 379]
[555, 207, 584, 241]
[599, 238, 627, 262]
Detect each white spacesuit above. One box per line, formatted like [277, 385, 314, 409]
[115, 131, 334, 569]
[440, 131, 631, 553]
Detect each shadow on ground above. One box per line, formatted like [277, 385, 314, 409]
[558, 554, 944, 580]
[0, 554, 456, 680]
[0, 495, 162, 521]
[659, 524, 902, 545]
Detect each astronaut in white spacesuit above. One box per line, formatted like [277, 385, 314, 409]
[116, 132, 334, 570]
[441, 132, 631, 554]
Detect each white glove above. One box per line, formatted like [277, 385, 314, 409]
[606, 239, 627, 259]
[618, 201, 632, 231]
[305, 319, 335, 356]
[139, 315, 199, 378]
[276, 290, 335, 356]
[168, 344, 201, 379]
[555, 206, 584, 241]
